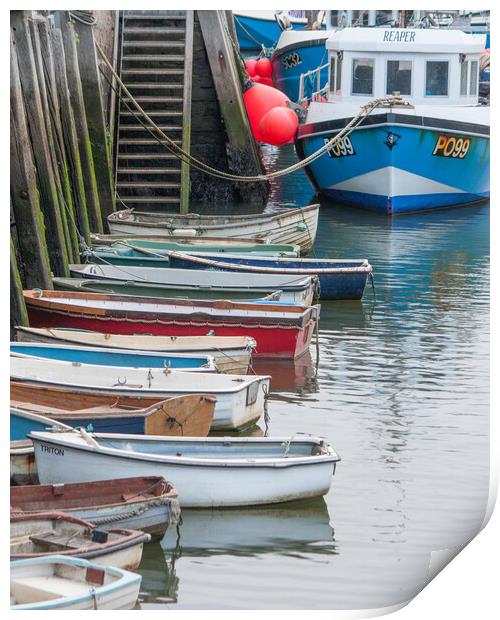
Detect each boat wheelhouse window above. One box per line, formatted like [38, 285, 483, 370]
[352, 58, 374, 95]
[386, 60, 412, 95]
[329, 58, 336, 93]
[469, 60, 478, 95]
[460, 60, 468, 95]
[336, 55, 342, 93]
[425, 61, 449, 96]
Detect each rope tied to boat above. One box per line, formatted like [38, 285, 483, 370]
[96, 41, 405, 183]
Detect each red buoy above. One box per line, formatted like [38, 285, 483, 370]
[256, 57, 273, 78]
[245, 58, 258, 77]
[253, 75, 274, 88]
[243, 82, 291, 142]
[259, 106, 298, 146]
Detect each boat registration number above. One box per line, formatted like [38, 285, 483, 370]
[323, 136, 356, 158]
[433, 135, 471, 159]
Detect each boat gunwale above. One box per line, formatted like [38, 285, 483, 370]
[29, 432, 341, 468]
[167, 251, 373, 275]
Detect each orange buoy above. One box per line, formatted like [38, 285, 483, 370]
[243, 81, 291, 142]
[259, 106, 299, 146]
[245, 58, 258, 77]
[256, 57, 273, 78]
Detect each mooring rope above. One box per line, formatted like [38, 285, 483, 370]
[96, 40, 404, 183]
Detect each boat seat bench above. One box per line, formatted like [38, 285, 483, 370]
[11, 575, 91, 602]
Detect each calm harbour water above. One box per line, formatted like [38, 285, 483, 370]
[136, 145, 490, 610]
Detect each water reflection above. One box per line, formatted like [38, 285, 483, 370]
[254, 351, 319, 396]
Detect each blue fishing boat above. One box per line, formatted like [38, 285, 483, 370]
[167, 251, 372, 300]
[295, 28, 490, 214]
[10, 342, 216, 372]
[271, 30, 330, 101]
[234, 10, 311, 51]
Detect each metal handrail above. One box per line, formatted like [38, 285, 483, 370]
[298, 62, 329, 103]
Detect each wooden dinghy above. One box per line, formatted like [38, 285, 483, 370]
[11, 512, 150, 570]
[23, 290, 320, 360]
[167, 252, 374, 300]
[11, 440, 38, 486]
[68, 263, 317, 305]
[91, 232, 300, 255]
[10, 393, 215, 437]
[11, 342, 217, 372]
[10, 476, 180, 540]
[30, 430, 341, 508]
[53, 277, 281, 303]
[11, 555, 142, 610]
[15, 327, 255, 374]
[11, 357, 271, 431]
[107, 204, 320, 255]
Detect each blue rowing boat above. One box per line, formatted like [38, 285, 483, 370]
[10, 342, 216, 372]
[11, 408, 71, 441]
[166, 252, 373, 300]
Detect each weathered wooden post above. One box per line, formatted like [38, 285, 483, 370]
[71, 11, 116, 219]
[51, 27, 92, 244]
[58, 12, 104, 233]
[180, 11, 194, 214]
[10, 35, 52, 289]
[198, 10, 269, 204]
[11, 10, 69, 276]
[10, 238, 29, 335]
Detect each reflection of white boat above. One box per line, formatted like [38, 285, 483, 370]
[161, 498, 335, 556]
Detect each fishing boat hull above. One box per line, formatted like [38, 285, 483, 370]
[23, 291, 320, 360]
[68, 263, 317, 306]
[30, 432, 341, 508]
[10, 477, 180, 540]
[296, 103, 490, 214]
[10, 556, 142, 610]
[107, 204, 319, 255]
[234, 11, 311, 50]
[168, 252, 371, 300]
[15, 327, 255, 374]
[271, 31, 330, 101]
[11, 342, 216, 372]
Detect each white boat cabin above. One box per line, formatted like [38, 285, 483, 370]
[326, 28, 485, 106]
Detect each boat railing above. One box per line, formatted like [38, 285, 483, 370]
[298, 63, 329, 105]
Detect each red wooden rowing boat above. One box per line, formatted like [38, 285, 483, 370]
[23, 291, 320, 359]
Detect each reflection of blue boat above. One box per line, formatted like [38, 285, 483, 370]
[296, 28, 490, 214]
[271, 31, 330, 101]
[167, 252, 372, 300]
[234, 11, 310, 51]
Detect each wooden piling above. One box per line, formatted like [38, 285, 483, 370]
[10, 36, 52, 289]
[58, 13, 104, 233]
[51, 28, 92, 245]
[180, 11, 194, 214]
[71, 13, 116, 220]
[11, 10, 69, 276]
[10, 238, 29, 335]
[198, 10, 269, 204]
[29, 17, 77, 263]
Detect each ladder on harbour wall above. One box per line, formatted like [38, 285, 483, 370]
[115, 10, 193, 212]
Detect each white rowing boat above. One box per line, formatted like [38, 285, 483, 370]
[30, 430, 341, 508]
[107, 204, 319, 254]
[11, 357, 271, 431]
